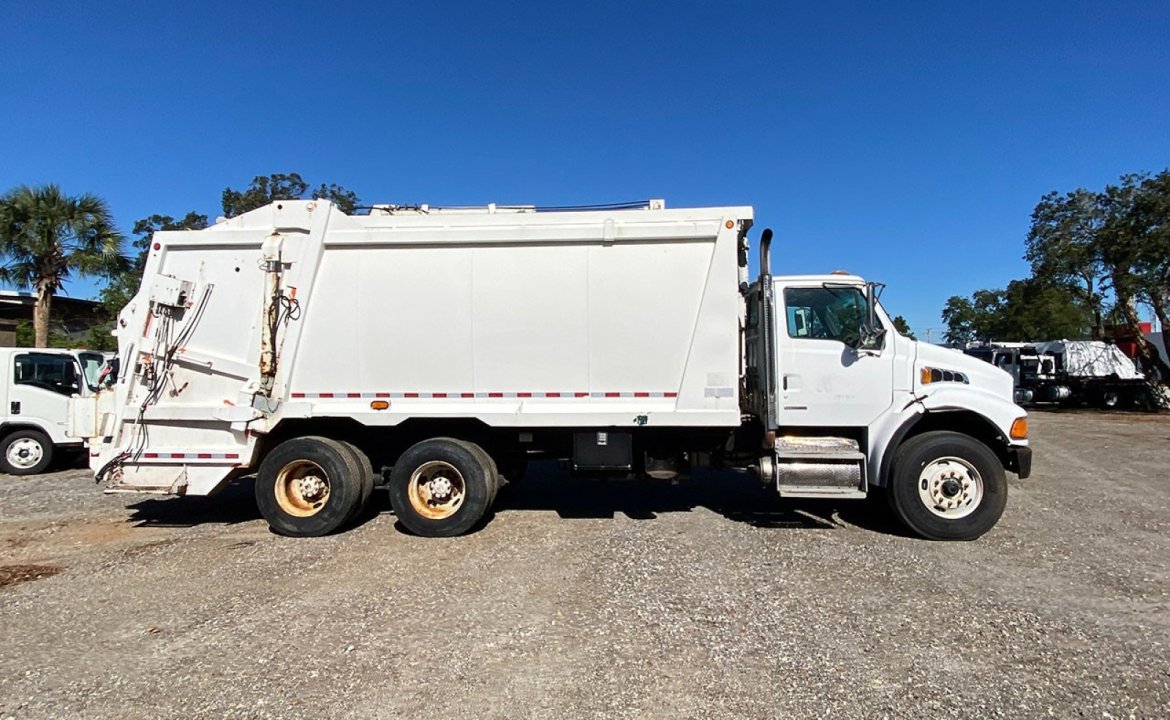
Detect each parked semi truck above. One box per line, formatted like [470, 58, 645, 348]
[0, 347, 107, 474]
[965, 340, 1148, 408]
[70, 200, 1030, 540]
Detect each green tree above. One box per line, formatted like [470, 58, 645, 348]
[1026, 188, 1109, 336]
[1100, 171, 1170, 374]
[0, 184, 126, 347]
[941, 281, 1090, 346]
[891, 315, 916, 340]
[221, 173, 361, 217]
[1024, 173, 1170, 378]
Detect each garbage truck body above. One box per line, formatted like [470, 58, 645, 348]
[73, 200, 1031, 540]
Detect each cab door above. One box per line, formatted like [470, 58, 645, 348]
[775, 284, 895, 427]
[8, 352, 83, 444]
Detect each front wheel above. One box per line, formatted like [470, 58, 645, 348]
[0, 429, 54, 475]
[888, 431, 1007, 541]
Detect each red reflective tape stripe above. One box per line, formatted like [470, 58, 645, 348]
[634, 392, 649, 397]
[319, 392, 335, 398]
[375, 392, 390, 398]
[488, 392, 503, 398]
[291, 392, 306, 398]
[604, 392, 620, 397]
[665, 392, 678, 397]
[433, 392, 448, 398]
[144, 453, 159, 459]
[461, 392, 475, 398]
[226, 454, 240, 459]
[346, 392, 361, 398]
[404, 392, 419, 398]
[575, 392, 589, 397]
[197, 453, 212, 459]
[517, 392, 532, 398]
[546, 392, 562, 397]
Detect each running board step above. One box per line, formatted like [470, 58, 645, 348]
[774, 436, 867, 499]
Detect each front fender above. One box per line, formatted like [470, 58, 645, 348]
[919, 386, 1027, 446]
[868, 389, 1029, 487]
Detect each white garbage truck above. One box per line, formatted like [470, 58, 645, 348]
[71, 200, 1031, 540]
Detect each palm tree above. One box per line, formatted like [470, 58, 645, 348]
[0, 184, 126, 347]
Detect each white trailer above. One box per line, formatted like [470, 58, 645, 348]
[0, 347, 106, 474]
[72, 200, 1031, 540]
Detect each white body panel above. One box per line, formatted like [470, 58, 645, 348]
[0, 348, 101, 447]
[763, 278, 1027, 489]
[83, 202, 751, 494]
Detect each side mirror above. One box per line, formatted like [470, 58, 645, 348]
[852, 282, 886, 352]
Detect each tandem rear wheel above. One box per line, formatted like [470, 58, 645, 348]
[255, 436, 375, 537]
[887, 431, 1008, 541]
[388, 438, 499, 537]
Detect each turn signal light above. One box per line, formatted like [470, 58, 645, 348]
[1010, 417, 1028, 440]
[920, 367, 933, 384]
[370, 400, 390, 411]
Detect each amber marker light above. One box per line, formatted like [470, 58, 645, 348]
[920, 367, 933, 384]
[1010, 417, 1028, 440]
[370, 400, 390, 410]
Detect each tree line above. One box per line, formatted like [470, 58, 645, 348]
[941, 170, 1170, 376]
[0, 173, 360, 350]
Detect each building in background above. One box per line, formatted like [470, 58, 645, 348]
[0, 291, 106, 346]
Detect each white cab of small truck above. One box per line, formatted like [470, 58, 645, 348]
[72, 200, 1030, 540]
[0, 347, 106, 474]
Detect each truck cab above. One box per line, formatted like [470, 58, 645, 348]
[744, 231, 1030, 540]
[0, 347, 106, 475]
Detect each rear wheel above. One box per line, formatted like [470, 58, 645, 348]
[255, 437, 365, 537]
[889, 431, 1007, 541]
[336, 440, 375, 522]
[0, 429, 53, 476]
[1097, 389, 1122, 409]
[388, 438, 495, 537]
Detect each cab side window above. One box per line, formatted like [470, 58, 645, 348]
[784, 287, 881, 348]
[14, 353, 80, 396]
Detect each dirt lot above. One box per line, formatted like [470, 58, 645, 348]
[1, 410, 1168, 719]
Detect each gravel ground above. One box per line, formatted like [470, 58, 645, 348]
[1, 410, 1168, 719]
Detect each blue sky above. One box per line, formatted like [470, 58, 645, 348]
[2, 1, 1167, 338]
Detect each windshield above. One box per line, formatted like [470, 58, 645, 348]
[78, 352, 106, 391]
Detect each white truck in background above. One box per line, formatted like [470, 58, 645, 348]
[71, 199, 1031, 540]
[967, 340, 1150, 408]
[0, 347, 106, 474]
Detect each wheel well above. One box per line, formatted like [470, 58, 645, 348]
[901, 410, 1010, 468]
[257, 417, 500, 473]
[0, 423, 53, 442]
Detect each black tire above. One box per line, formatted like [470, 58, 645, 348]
[1098, 389, 1122, 409]
[388, 438, 494, 537]
[455, 440, 501, 503]
[255, 436, 365, 537]
[336, 440, 375, 522]
[888, 431, 1007, 541]
[0, 429, 54, 475]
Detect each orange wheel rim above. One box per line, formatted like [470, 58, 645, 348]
[274, 459, 331, 518]
[407, 461, 465, 520]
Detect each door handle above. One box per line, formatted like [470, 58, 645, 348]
[11, 401, 20, 415]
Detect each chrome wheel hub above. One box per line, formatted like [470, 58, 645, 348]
[7, 439, 44, 469]
[427, 476, 454, 500]
[918, 456, 983, 519]
[297, 474, 328, 501]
